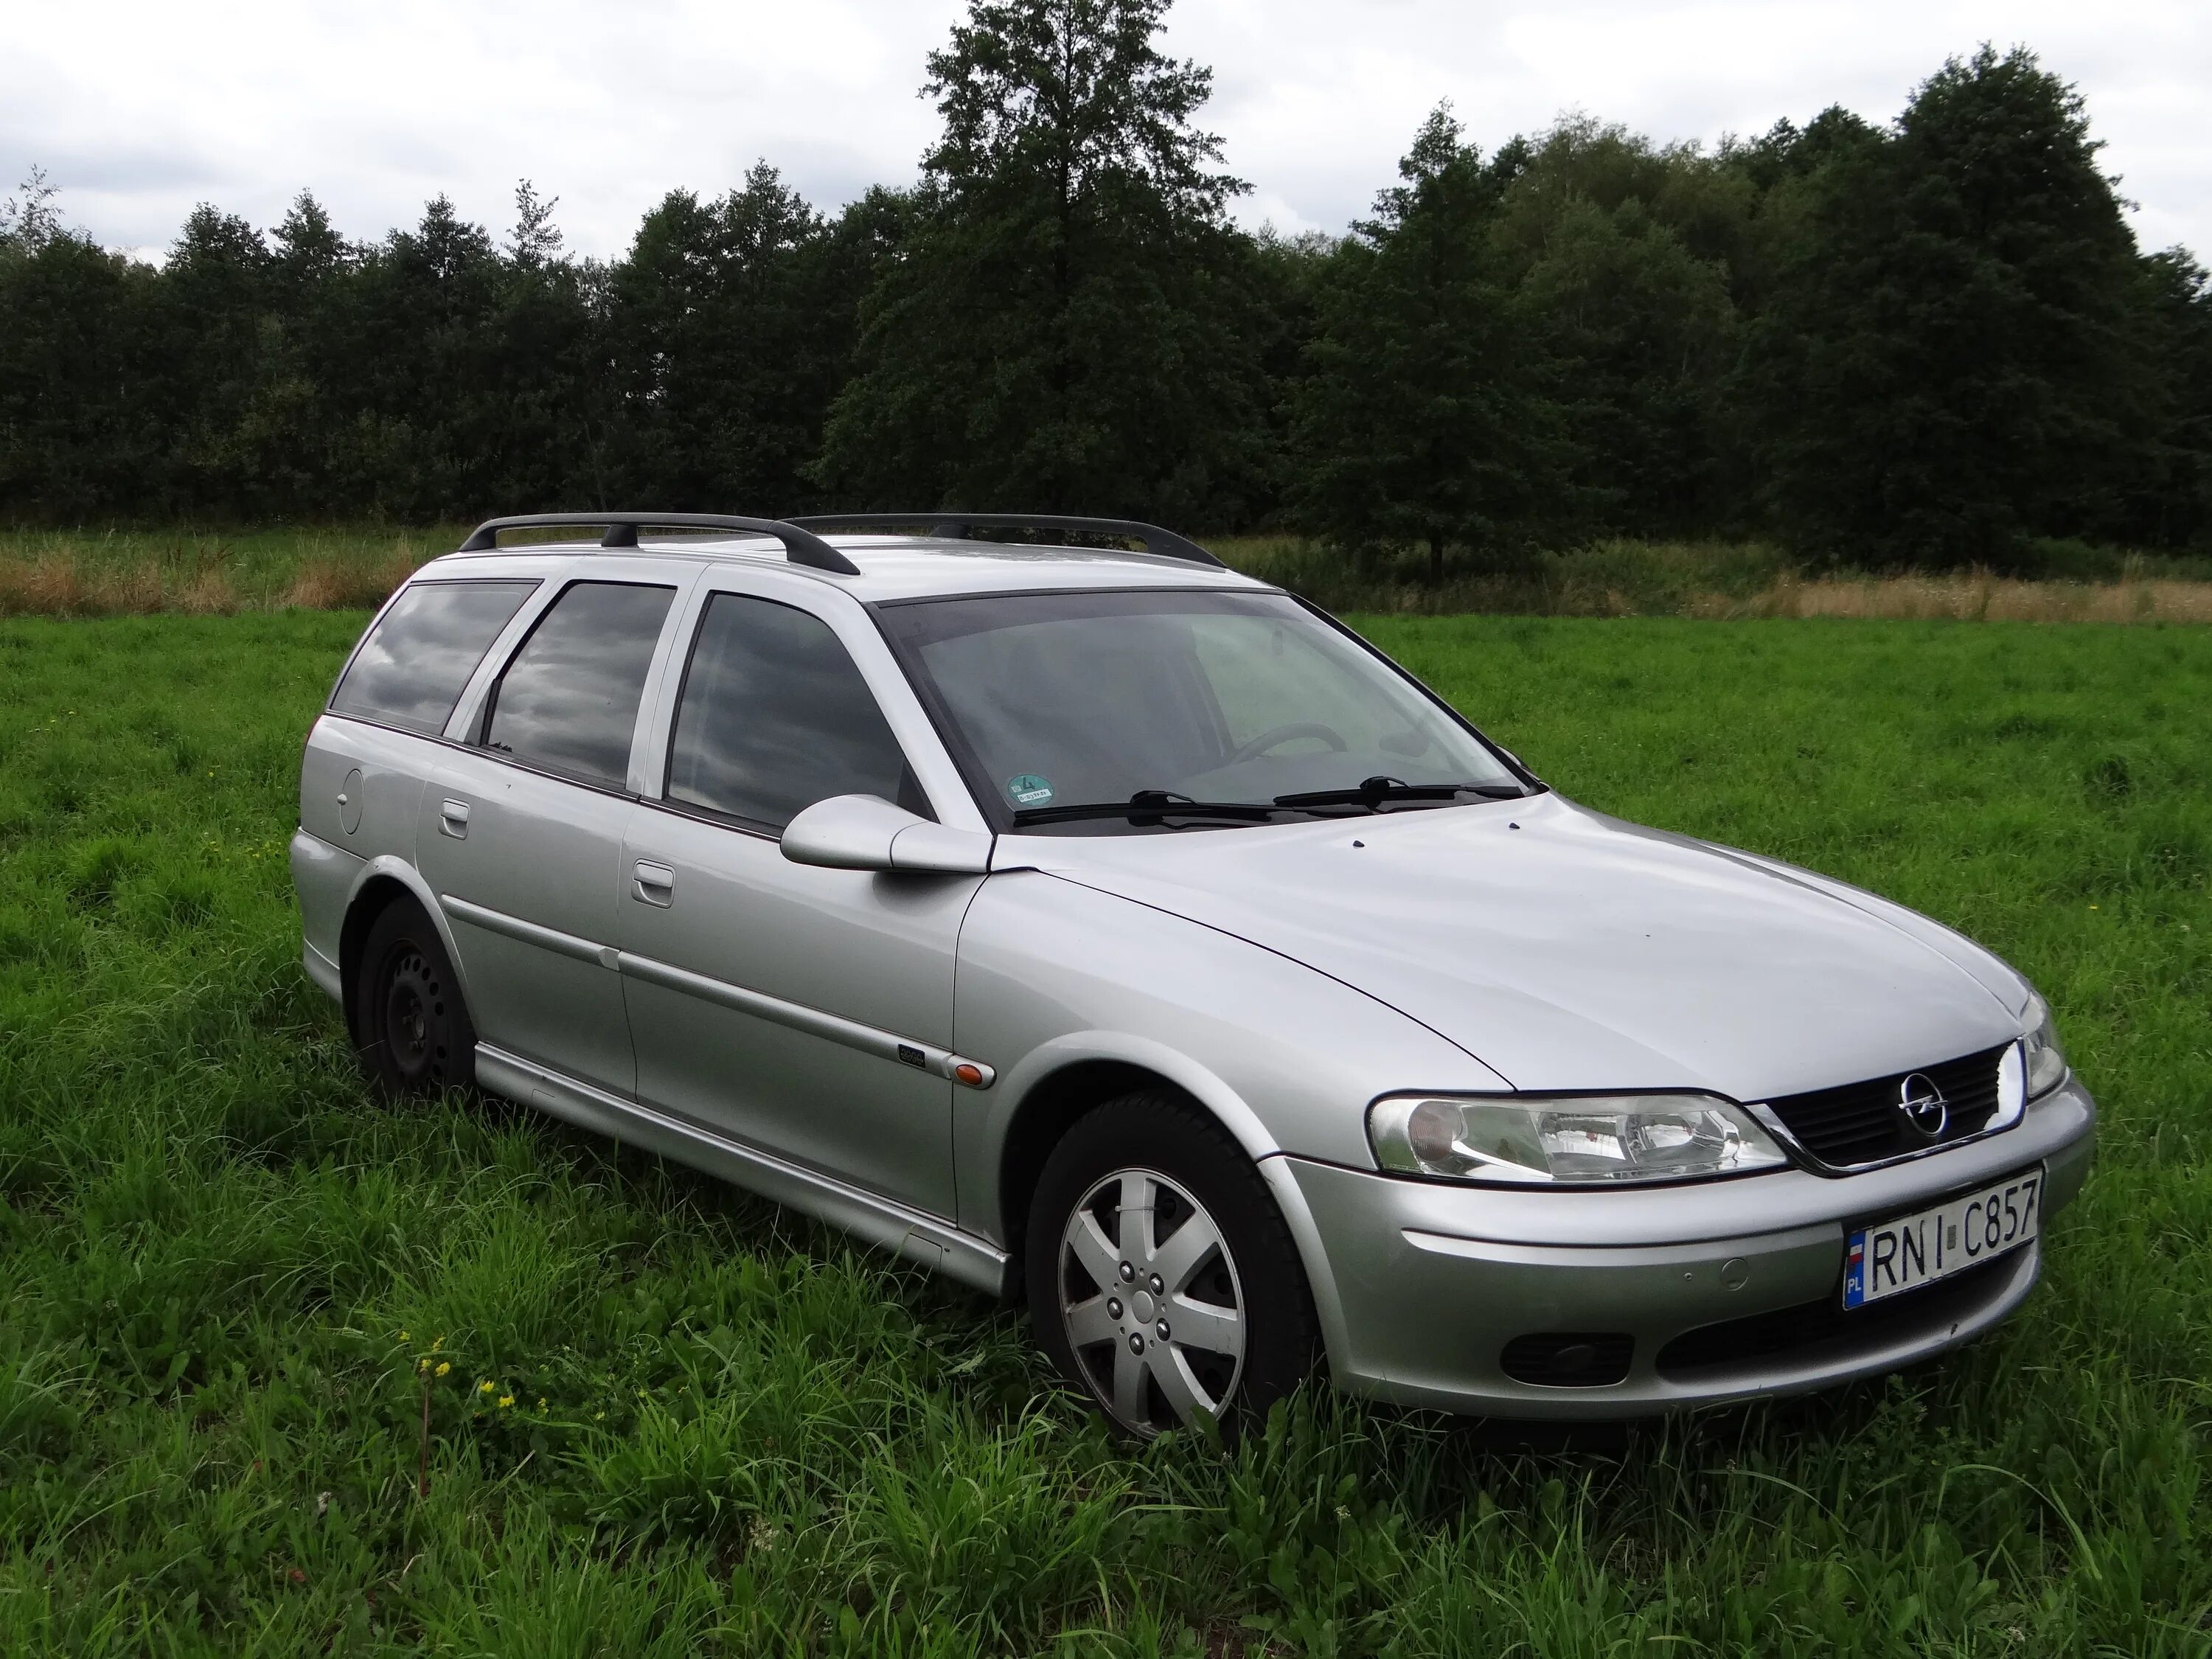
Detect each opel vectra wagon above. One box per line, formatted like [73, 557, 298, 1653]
[291, 511, 2096, 1438]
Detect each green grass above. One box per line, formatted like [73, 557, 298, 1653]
[1, 611, 2208, 1655]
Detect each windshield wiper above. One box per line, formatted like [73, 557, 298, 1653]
[1012, 789, 1281, 827]
[1270, 776, 1527, 812]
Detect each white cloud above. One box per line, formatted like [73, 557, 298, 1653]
[4, 0, 2207, 259]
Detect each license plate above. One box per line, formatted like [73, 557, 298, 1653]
[1843, 1168, 2042, 1309]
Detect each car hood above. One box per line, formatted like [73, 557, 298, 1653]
[997, 793, 2025, 1102]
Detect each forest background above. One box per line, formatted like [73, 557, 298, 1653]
[4, 1, 2209, 590]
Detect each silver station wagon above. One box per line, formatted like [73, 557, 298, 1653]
[291, 511, 2096, 1438]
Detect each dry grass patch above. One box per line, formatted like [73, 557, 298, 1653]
[1719, 571, 2212, 623]
[0, 527, 453, 616]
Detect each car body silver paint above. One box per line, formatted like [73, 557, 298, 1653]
[293, 532, 2099, 1419]
[992, 791, 2023, 1102]
[1282, 1075, 2093, 1416]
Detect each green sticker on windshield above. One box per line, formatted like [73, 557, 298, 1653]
[1006, 773, 1055, 807]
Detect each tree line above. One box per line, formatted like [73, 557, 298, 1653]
[3, 0, 2208, 574]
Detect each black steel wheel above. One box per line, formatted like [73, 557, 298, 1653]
[352, 897, 476, 1099]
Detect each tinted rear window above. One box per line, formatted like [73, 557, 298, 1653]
[330, 580, 538, 734]
[483, 581, 676, 788]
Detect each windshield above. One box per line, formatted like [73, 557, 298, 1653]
[877, 589, 1522, 832]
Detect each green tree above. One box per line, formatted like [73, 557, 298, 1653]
[816, 0, 1272, 523]
[1292, 104, 1565, 581]
[1745, 46, 2152, 565]
[1488, 119, 1745, 535]
[0, 176, 168, 519]
[610, 164, 871, 512]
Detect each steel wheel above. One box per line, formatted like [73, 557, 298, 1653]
[352, 896, 477, 1099]
[380, 946, 439, 1085]
[1057, 1166, 1247, 1436]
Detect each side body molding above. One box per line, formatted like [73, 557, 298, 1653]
[436, 893, 994, 1084]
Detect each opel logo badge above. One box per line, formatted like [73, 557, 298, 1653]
[1896, 1073, 1949, 1139]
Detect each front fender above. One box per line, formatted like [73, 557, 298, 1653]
[951, 868, 1504, 1237]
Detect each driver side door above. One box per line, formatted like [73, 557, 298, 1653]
[616, 579, 984, 1219]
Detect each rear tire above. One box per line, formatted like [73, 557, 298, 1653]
[1025, 1089, 1318, 1440]
[352, 897, 477, 1099]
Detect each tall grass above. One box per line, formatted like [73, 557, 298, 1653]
[7, 526, 2212, 622]
[1, 611, 2206, 1652]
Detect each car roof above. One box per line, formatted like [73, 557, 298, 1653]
[431, 532, 1276, 604]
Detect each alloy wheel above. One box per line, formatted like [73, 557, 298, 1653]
[1057, 1167, 1246, 1436]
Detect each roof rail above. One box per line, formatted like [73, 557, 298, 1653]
[455, 512, 860, 576]
[785, 512, 1225, 570]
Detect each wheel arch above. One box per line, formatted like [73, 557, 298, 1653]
[987, 1037, 1287, 1303]
[338, 858, 469, 1041]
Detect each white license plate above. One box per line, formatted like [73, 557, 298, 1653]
[1843, 1168, 2042, 1309]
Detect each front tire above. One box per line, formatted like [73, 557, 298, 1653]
[1025, 1091, 1318, 1439]
[352, 897, 477, 1099]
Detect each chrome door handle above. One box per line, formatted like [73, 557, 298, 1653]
[633, 861, 675, 906]
[439, 799, 471, 838]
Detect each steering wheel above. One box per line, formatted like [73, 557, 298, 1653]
[1229, 722, 1349, 765]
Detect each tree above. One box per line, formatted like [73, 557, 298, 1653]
[1489, 119, 1744, 535]
[608, 164, 865, 511]
[816, 0, 1273, 524]
[0, 166, 63, 251]
[1745, 47, 2153, 565]
[1292, 104, 1567, 580]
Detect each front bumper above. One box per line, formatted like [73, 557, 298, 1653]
[1282, 1073, 2096, 1418]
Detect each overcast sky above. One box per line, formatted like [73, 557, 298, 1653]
[7, 0, 2208, 263]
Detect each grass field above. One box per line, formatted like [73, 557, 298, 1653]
[1, 611, 2208, 1655]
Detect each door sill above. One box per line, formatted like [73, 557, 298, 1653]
[473, 1043, 1009, 1297]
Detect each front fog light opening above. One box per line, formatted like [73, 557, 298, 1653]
[1371, 1093, 1789, 1186]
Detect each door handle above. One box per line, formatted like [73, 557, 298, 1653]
[633, 861, 675, 906]
[439, 799, 471, 838]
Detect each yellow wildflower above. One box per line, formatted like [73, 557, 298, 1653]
[479, 1380, 494, 1394]
[436, 1361, 451, 1377]
[498, 1395, 514, 1409]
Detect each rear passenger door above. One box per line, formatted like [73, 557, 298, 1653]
[418, 569, 692, 1097]
[618, 577, 984, 1220]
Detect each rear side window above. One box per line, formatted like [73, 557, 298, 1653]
[482, 582, 675, 788]
[330, 580, 538, 735]
[666, 593, 921, 832]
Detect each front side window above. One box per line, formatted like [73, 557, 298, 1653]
[330, 579, 538, 735]
[481, 581, 675, 788]
[877, 589, 1519, 832]
[665, 592, 919, 832]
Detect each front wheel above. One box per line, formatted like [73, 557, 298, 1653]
[351, 896, 477, 1099]
[1025, 1091, 1318, 1439]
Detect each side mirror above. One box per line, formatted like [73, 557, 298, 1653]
[780, 794, 992, 875]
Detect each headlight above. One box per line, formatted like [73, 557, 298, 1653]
[2023, 992, 2068, 1099]
[1368, 1093, 1790, 1186]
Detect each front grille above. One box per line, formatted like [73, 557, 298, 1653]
[1654, 1251, 2022, 1380]
[1763, 1044, 2009, 1167]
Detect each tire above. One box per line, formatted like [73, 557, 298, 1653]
[351, 896, 478, 1100]
[1025, 1089, 1318, 1440]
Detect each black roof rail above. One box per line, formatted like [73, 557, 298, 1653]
[785, 512, 1225, 570]
[455, 512, 860, 576]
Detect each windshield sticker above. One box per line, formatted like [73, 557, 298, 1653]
[1006, 773, 1056, 807]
